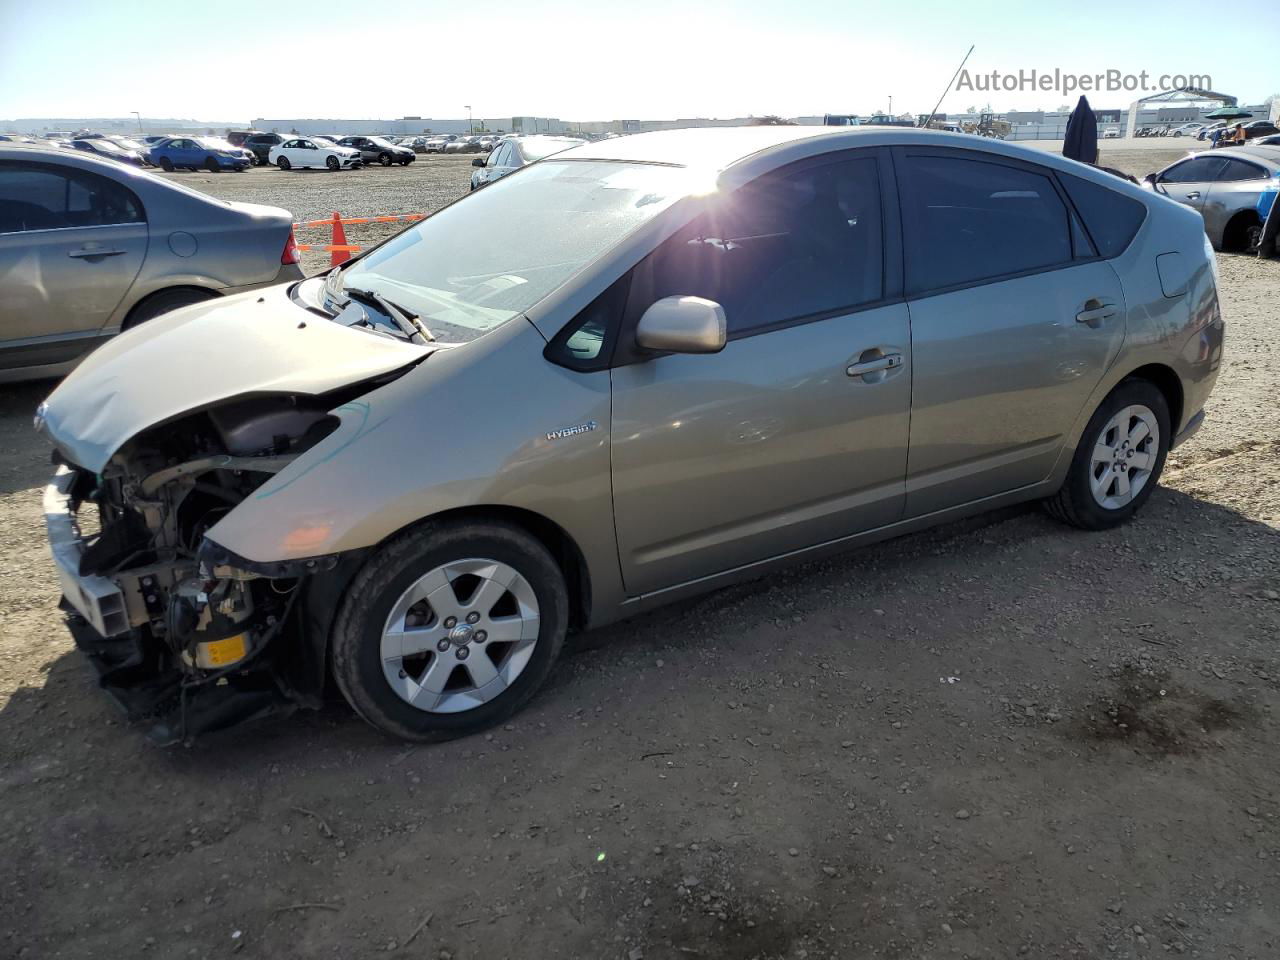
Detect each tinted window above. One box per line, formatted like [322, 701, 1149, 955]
[1216, 159, 1267, 181]
[1161, 156, 1226, 183]
[1060, 174, 1147, 258]
[901, 154, 1072, 292]
[0, 161, 143, 233]
[636, 156, 884, 336]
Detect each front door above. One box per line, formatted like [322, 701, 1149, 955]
[893, 148, 1127, 516]
[610, 151, 910, 595]
[1153, 154, 1227, 215]
[0, 159, 147, 369]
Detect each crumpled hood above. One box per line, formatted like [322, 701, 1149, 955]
[38, 283, 433, 472]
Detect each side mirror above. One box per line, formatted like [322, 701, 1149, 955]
[472, 157, 485, 167]
[635, 296, 726, 355]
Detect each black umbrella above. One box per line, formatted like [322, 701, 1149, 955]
[1063, 95, 1098, 164]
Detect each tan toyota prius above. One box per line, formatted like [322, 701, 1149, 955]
[38, 126, 1223, 742]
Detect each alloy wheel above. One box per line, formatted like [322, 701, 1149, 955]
[380, 559, 540, 714]
[1089, 404, 1160, 509]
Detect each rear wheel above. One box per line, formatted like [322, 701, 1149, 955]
[1044, 379, 1171, 530]
[332, 519, 569, 741]
[277, 156, 291, 170]
[124, 288, 217, 330]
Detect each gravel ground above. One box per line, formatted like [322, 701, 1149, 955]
[2, 142, 1279, 960]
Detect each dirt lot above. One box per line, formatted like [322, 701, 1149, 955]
[3, 143, 1279, 960]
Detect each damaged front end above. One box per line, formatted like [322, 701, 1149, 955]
[43, 393, 365, 743]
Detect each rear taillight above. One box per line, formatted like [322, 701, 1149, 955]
[281, 228, 300, 265]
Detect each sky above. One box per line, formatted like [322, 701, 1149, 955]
[1, 0, 1276, 123]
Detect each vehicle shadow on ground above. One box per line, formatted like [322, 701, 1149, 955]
[0, 380, 58, 496]
[5, 482, 1276, 776]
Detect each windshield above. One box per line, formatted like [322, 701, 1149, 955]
[333, 160, 693, 343]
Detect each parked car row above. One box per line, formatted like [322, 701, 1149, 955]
[469, 135, 587, 189]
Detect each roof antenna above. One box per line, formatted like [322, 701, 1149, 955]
[920, 44, 976, 129]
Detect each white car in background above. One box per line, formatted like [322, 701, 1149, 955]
[424, 135, 457, 153]
[1171, 123, 1204, 138]
[268, 136, 362, 171]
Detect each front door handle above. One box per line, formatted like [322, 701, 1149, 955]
[1076, 299, 1118, 328]
[68, 248, 126, 259]
[1184, 191, 1201, 199]
[847, 353, 903, 378]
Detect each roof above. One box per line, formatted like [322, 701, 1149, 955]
[1211, 146, 1280, 170]
[560, 125, 838, 169]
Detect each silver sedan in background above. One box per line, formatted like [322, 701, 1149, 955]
[470, 135, 587, 189]
[1144, 146, 1280, 252]
[0, 146, 303, 383]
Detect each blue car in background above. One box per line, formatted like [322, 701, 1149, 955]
[148, 136, 250, 173]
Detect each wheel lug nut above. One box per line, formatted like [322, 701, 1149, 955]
[474, 630, 487, 643]
[436, 639, 450, 652]
[398, 669, 407, 678]
[456, 646, 470, 660]
[466, 611, 480, 624]
[443, 616, 457, 629]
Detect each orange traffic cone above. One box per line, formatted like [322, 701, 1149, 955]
[330, 211, 349, 266]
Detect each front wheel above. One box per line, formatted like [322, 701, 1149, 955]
[204, 157, 220, 173]
[1044, 379, 1171, 530]
[326, 155, 340, 171]
[379, 152, 392, 166]
[277, 156, 291, 170]
[332, 520, 569, 741]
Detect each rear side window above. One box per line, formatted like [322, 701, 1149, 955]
[900, 154, 1072, 293]
[1216, 159, 1267, 182]
[635, 155, 885, 336]
[1059, 174, 1147, 258]
[0, 161, 143, 233]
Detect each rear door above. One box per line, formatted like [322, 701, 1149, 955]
[894, 148, 1127, 516]
[0, 160, 147, 369]
[609, 150, 912, 594]
[1203, 157, 1271, 244]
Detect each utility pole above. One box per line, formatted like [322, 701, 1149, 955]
[465, 105, 473, 135]
[132, 111, 142, 134]
[888, 96, 893, 117]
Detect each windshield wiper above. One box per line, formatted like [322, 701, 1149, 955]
[342, 286, 434, 344]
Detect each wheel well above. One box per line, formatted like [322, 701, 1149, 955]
[413, 505, 592, 631]
[1222, 209, 1262, 251]
[1123, 363, 1183, 431]
[123, 286, 220, 330]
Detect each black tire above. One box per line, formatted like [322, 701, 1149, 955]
[332, 519, 569, 741]
[124, 288, 217, 330]
[326, 155, 340, 171]
[1044, 378, 1171, 530]
[378, 152, 392, 166]
[277, 156, 291, 170]
[159, 157, 174, 172]
[204, 157, 220, 173]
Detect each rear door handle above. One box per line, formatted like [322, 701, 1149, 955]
[1076, 299, 1117, 328]
[1184, 191, 1201, 199]
[846, 353, 903, 377]
[68, 248, 126, 259]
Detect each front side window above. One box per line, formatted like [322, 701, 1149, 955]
[901, 154, 1072, 293]
[1161, 156, 1226, 183]
[0, 161, 143, 232]
[332, 160, 694, 344]
[634, 155, 884, 337]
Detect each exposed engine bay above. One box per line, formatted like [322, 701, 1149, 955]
[47, 389, 377, 743]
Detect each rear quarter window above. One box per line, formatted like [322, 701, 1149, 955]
[1059, 174, 1147, 258]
